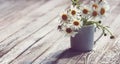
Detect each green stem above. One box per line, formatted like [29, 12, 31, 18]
[82, 18, 88, 25]
[103, 27, 113, 36]
[90, 21, 113, 36]
[71, 0, 80, 6]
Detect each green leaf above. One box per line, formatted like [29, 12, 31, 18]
[105, 26, 110, 28]
[72, 0, 79, 3]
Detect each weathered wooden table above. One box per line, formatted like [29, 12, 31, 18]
[0, 0, 120, 64]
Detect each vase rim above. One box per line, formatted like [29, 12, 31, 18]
[82, 25, 94, 28]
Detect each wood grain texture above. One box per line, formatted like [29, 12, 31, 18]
[0, 0, 120, 64]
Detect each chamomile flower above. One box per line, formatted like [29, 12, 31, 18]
[69, 6, 78, 16]
[99, 0, 104, 2]
[60, 11, 70, 24]
[90, 1, 99, 9]
[98, 0, 109, 5]
[98, 5, 110, 18]
[92, 10, 98, 17]
[71, 19, 82, 30]
[100, 7, 106, 15]
[61, 13, 68, 21]
[80, 5, 91, 17]
[98, 0, 110, 11]
[96, 1, 110, 18]
[89, 7, 100, 20]
[89, 0, 110, 19]
[62, 26, 77, 37]
[57, 0, 112, 38]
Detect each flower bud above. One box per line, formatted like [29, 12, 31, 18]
[110, 36, 115, 39]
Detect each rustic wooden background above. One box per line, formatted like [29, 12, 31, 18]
[0, 0, 120, 64]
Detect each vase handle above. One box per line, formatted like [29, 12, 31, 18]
[94, 31, 104, 44]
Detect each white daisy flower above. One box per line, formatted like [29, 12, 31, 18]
[90, 1, 99, 9]
[98, 5, 110, 18]
[57, 0, 111, 38]
[98, 0, 110, 11]
[71, 19, 82, 30]
[89, 0, 110, 20]
[100, 7, 106, 15]
[80, 5, 91, 18]
[67, 5, 82, 21]
[62, 26, 78, 37]
[69, 6, 78, 16]
[98, 0, 109, 5]
[90, 9, 100, 20]
[92, 10, 98, 17]
[60, 11, 69, 23]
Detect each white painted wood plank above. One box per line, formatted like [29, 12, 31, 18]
[0, 0, 68, 51]
[0, 0, 68, 43]
[0, 0, 45, 30]
[97, 39, 120, 64]
[0, 4, 69, 64]
[0, 3, 68, 56]
[0, 1, 44, 30]
[32, 37, 70, 64]
[0, 18, 61, 64]
[10, 29, 64, 64]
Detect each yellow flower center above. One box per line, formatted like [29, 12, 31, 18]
[92, 11, 98, 17]
[62, 14, 68, 21]
[99, 0, 103, 3]
[73, 21, 79, 26]
[100, 8, 105, 15]
[71, 10, 76, 15]
[83, 9, 89, 14]
[92, 4, 98, 9]
[66, 28, 72, 33]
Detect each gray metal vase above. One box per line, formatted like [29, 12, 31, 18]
[71, 25, 95, 52]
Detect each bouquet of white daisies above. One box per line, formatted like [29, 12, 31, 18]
[57, 0, 114, 39]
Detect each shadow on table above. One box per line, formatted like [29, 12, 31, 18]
[55, 48, 83, 58]
[52, 48, 89, 64]
[43, 48, 90, 64]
